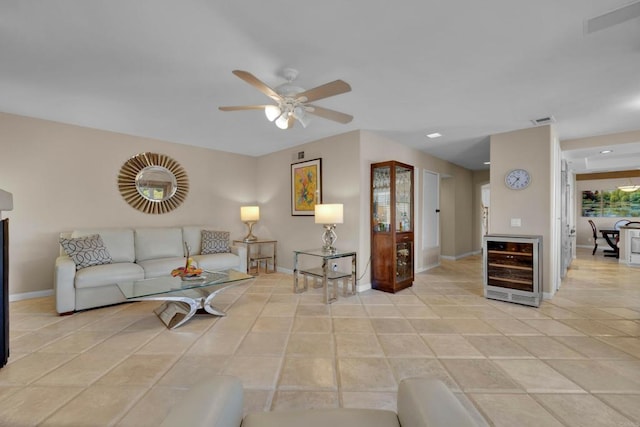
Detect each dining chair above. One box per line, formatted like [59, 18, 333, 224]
[588, 219, 600, 255]
[614, 219, 630, 230]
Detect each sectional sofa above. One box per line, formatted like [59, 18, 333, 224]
[54, 226, 247, 314]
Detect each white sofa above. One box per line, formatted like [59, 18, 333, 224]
[54, 226, 247, 314]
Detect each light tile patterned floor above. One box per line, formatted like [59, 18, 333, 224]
[1, 248, 639, 426]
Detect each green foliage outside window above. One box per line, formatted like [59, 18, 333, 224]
[582, 189, 640, 217]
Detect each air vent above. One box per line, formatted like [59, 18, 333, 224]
[531, 116, 556, 126]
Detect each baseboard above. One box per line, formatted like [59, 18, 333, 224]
[441, 250, 481, 261]
[356, 282, 371, 292]
[417, 263, 440, 273]
[10, 289, 54, 302]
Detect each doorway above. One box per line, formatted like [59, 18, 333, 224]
[481, 183, 490, 241]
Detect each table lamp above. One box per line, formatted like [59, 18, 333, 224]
[315, 203, 343, 253]
[241, 206, 259, 242]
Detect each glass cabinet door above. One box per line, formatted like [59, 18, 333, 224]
[395, 165, 412, 232]
[396, 241, 413, 281]
[372, 166, 391, 232]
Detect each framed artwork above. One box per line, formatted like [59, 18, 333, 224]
[582, 189, 640, 217]
[291, 158, 322, 216]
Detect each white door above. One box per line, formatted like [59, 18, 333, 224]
[422, 170, 440, 252]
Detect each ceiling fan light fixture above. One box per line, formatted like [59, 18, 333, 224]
[264, 105, 281, 122]
[220, 69, 352, 130]
[275, 114, 290, 130]
[293, 106, 311, 128]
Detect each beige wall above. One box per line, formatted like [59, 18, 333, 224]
[472, 170, 491, 251]
[1, 112, 478, 297]
[490, 125, 555, 294]
[439, 177, 456, 257]
[358, 131, 475, 267]
[0, 112, 257, 297]
[255, 131, 361, 275]
[562, 128, 640, 252]
[257, 130, 477, 285]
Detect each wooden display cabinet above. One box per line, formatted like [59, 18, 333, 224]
[371, 161, 414, 293]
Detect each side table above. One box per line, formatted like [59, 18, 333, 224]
[233, 240, 277, 276]
[293, 248, 357, 303]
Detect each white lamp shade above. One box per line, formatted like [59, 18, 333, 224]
[315, 204, 343, 224]
[264, 105, 281, 122]
[293, 106, 311, 128]
[241, 206, 260, 222]
[275, 114, 290, 129]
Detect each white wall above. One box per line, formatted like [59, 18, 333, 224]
[0, 112, 257, 297]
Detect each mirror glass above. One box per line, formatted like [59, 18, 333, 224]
[118, 152, 189, 214]
[135, 166, 177, 202]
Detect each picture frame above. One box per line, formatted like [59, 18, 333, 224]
[291, 158, 322, 216]
[581, 188, 640, 217]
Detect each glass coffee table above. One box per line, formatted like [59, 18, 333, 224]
[117, 269, 253, 329]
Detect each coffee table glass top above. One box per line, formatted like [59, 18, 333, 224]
[117, 269, 253, 299]
[293, 248, 356, 258]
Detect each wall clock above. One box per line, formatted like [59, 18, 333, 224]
[505, 168, 531, 190]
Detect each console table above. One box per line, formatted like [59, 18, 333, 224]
[233, 239, 277, 275]
[293, 248, 357, 303]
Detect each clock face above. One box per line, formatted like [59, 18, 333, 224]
[505, 169, 531, 190]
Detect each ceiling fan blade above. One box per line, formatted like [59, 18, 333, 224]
[232, 70, 282, 102]
[296, 80, 351, 103]
[306, 105, 353, 124]
[218, 105, 269, 111]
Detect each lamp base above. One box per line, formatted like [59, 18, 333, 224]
[321, 224, 337, 253]
[243, 221, 258, 242]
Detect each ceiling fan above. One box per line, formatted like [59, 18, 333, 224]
[219, 68, 353, 130]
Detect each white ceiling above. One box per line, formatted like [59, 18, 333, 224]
[563, 141, 640, 173]
[1, 1, 639, 171]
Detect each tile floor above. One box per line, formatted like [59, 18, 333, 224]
[1, 248, 639, 426]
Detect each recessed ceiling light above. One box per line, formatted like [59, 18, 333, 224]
[483, 161, 491, 165]
[426, 132, 442, 139]
[600, 150, 613, 154]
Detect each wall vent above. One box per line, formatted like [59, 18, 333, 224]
[531, 116, 556, 126]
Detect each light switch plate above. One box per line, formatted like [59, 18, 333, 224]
[511, 218, 522, 227]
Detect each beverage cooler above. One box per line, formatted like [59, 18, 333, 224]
[483, 235, 543, 307]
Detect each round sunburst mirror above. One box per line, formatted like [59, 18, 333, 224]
[118, 152, 189, 214]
